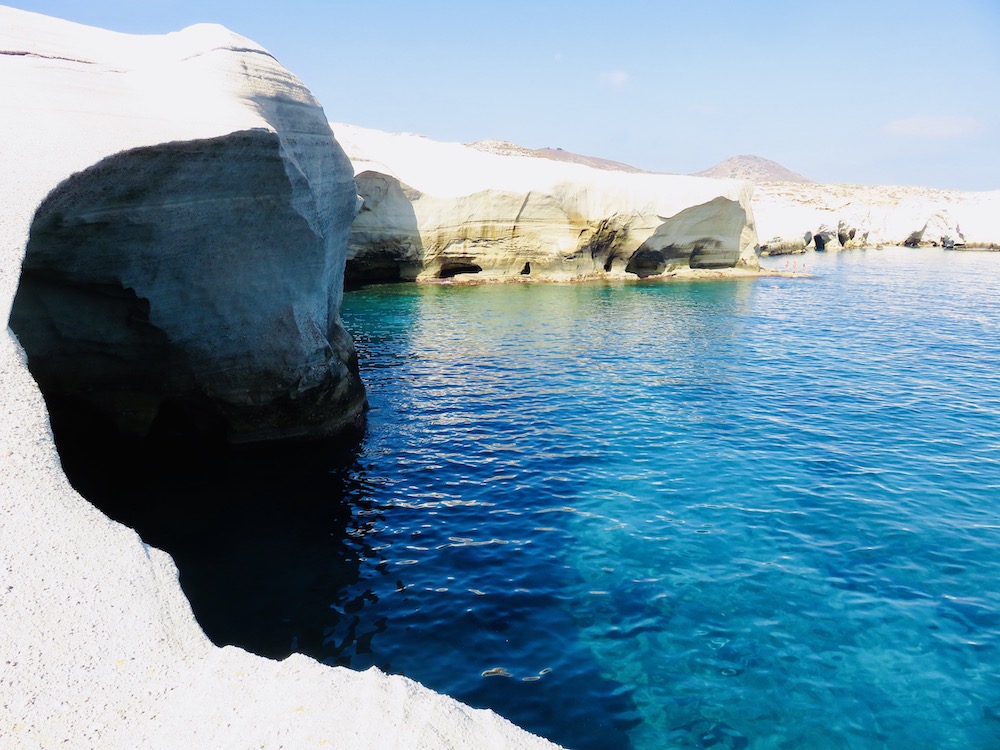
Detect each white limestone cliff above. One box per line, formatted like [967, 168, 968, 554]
[0, 7, 557, 749]
[334, 123, 759, 283]
[753, 182, 1000, 254]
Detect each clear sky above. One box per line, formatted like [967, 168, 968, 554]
[7, 1, 1000, 190]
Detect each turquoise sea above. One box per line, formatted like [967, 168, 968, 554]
[329, 248, 1000, 749]
[71, 247, 1000, 749]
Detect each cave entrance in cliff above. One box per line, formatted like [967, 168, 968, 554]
[438, 262, 483, 279]
[344, 258, 403, 287]
[625, 247, 672, 278]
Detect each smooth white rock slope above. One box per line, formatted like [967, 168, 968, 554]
[0, 7, 557, 748]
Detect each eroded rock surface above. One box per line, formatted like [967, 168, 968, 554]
[4, 16, 364, 444]
[0, 7, 556, 749]
[11, 131, 364, 443]
[335, 123, 759, 283]
[754, 182, 1000, 254]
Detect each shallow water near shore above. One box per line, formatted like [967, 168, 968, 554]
[328, 247, 1000, 749]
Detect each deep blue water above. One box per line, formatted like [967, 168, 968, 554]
[330, 248, 1000, 750]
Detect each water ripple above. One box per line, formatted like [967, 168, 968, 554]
[331, 249, 1000, 750]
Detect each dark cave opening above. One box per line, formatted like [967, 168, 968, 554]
[344, 257, 403, 288]
[624, 247, 671, 278]
[438, 262, 483, 278]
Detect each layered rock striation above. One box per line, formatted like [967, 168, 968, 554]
[1, 7, 556, 749]
[335, 124, 759, 283]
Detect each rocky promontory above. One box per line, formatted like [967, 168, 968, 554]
[1, 7, 556, 749]
[334, 123, 760, 283]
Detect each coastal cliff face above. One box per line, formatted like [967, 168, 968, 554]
[0, 8, 556, 749]
[335, 124, 759, 283]
[752, 182, 1000, 254]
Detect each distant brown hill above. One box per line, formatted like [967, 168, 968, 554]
[467, 139, 652, 174]
[467, 141, 811, 183]
[694, 155, 812, 183]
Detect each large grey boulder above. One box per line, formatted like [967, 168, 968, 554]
[0, 7, 557, 749]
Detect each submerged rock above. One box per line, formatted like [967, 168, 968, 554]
[335, 123, 759, 282]
[668, 719, 749, 749]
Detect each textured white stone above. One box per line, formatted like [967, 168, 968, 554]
[335, 123, 759, 282]
[2, 5, 368, 443]
[754, 182, 1000, 253]
[0, 8, 557, 749]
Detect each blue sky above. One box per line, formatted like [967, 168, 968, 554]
[8, 1, 1000, 190]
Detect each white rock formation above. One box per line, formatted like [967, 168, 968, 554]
[753, 181, 1000, 254]
[334, 124, 759, 282]
[3, 8, 369, 444]
[0, 7, 557, 749]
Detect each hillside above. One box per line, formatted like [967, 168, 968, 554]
[466, 139, 651, 174]
[694, 155, 812, 183]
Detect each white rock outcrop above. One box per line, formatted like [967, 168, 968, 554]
[753, 182, 1000, 254]
[3, 8, 367, 444]
[334, 124, 759, 282]
[1, 7, 556, 749]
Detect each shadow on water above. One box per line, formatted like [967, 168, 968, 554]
[40, 354, 639, 750]
[45, 395, 383, 662]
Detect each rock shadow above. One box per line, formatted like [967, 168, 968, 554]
[7, 129, 375, 661]
[8, 130, 365, 444]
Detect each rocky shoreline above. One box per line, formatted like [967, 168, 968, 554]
[751, 180, 1000, 254]
[4, 7, 997, 750]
